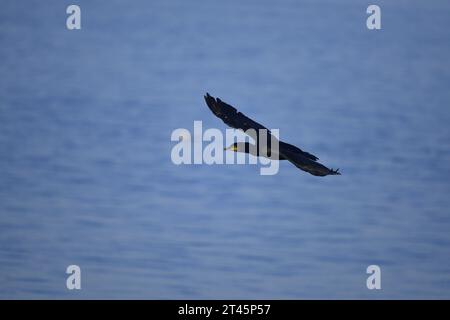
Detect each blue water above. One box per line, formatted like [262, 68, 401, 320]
[0, 0, 449, 299]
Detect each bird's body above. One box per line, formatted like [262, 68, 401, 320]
[204, 93, 340, 177]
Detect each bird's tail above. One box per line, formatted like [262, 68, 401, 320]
[329, 168, 341, 175]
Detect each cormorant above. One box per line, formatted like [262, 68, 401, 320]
[204, 93, 340, 177]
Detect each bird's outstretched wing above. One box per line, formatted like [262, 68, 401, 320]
[204, 93, 269, 134]
[204, 93, 319, 162]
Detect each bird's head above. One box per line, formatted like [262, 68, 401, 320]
[224, 142, 252, 153]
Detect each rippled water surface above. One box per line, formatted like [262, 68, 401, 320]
[0, 0, 449, 298]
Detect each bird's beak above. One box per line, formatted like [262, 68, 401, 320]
[223, 147, 228, 151]
[224, 145, 236, 151]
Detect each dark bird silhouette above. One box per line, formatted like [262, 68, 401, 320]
[204, 93, 340, 177]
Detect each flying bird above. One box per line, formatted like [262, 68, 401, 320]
[204, 93, 340, 176]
